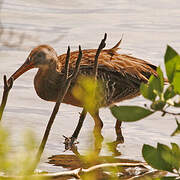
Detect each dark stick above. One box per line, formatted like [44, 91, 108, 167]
[64, 34, 107, 150]
[71, 108, 87, 139]
[93, 33, 107, 78]
[92, 33, 107, 110]
[69, 45, 82, 80]
[0, 75, 13, 121]
[31, 46, 82, 172]
[91, 33, 107, 155]
[63, 108, 87, 151]
[64, 46, 70, 79]
[161, 109, 180, 116]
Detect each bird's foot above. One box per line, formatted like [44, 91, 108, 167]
[63, 135, 79, 151]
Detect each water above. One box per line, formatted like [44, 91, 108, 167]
[0, 0, 180, 172]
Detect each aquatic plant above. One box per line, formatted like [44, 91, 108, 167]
[111, 45, 180, 178]
[0, 126, 48, 180]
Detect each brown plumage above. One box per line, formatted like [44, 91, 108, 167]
[58, 47, 157, 107]
[9, 39, 158, 143]
[11, 41, 157, 105]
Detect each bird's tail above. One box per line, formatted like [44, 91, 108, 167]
[110, 34, 123, 51]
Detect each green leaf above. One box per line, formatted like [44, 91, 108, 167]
[165, 46, 180, 94]
[150, 100, 166, 110]
[172, 69, 180, 94]
[171, 119, 180, 136]
[140, 82, 157, 101]
[143, 143, 180, 173]
[158, 143, 178, 172]
[171, 143, 179, 153]
[150, 75, 163, 95]
[142, 144, 173, 172]
[164, 85, 176, 100]
[171, 143, 180, 170]
[164, 45, 179, 83]
[157, 66, 164, 92]
[110, 105, 153, 122]
[174, 101, 180, 107]
[140, 71, 164, 101]
[72, 76, 104, 114]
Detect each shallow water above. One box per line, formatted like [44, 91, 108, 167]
[0, 0, 180, 172]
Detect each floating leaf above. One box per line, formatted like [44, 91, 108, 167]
[164, 45, 179, 83]
[110, 106, 153, 122]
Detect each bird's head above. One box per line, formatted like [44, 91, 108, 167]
[9, 45, 58, 81]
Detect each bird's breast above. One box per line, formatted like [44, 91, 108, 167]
[34, 69, 84, 106]
[34, 69, 61, 102]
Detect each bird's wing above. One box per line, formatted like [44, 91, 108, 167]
[58, 41, 157, 83]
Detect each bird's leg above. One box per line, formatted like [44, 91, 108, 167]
[63, 34, 107, 151]
[63, 108, 87, 150]
[106, 119, 124, 156]
[90, 34, 106, 154]
[115, 119, 124, 143]
[105, 119, 124, 156]
[90, 33, 106, 154]
[31, 46, 82, 173]
[90, 110, 104, 155]
[0, 75, 13, 122]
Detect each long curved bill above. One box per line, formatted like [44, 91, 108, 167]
[8, 59, 34, 83]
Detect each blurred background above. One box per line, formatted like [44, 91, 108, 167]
[0, 0, 180, 172]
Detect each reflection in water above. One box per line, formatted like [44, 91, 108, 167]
[63, 122, 123, 157]
[92, 119, 124, 156]
[49, 129, 168, 179]
[48, 152, 162, 179]
[49, 131, 165, 179]
[63, 115, 124, 155]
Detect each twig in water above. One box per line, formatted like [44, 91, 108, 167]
[63, 33, 107, 150]
[0, 75, 13, 121]
[93, 33, 107, 78]
[0, 162, 150, 179]
[30, 46, 82, 173]
[161, 109, 180, 116]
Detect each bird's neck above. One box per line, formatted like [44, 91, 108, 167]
[34, 61, 63, 101]
[37, 60, 61, 80]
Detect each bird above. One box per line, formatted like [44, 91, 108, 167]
[9, 37, 158, 146]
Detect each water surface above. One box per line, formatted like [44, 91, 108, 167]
[0, 0, 180, 172]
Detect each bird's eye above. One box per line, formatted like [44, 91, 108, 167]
[36, 52, 45, 59]
[37, 53, 42, 58]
